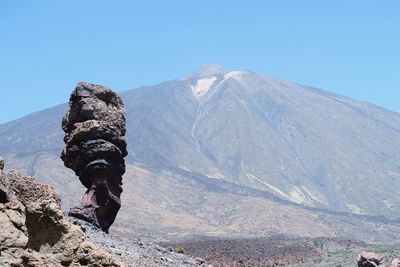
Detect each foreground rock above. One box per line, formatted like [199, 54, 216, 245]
[61, 82, 127, 232]
[392, 258, 400, 267]
[0, 170, 125, 266]
[0, 168, 207, 267]
[358, 252, 385, 266]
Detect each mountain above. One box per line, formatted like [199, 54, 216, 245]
[1, 64, 400, 240]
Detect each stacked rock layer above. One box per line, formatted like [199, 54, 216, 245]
[61, 82, 127, 232]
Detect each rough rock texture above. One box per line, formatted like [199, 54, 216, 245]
[392, 258, 400, 267]
[69, 217, 209, 267]
[0, 170, 125, 267]
[162, 236, 325, 267]
[61, 82, 127, 232]
[358, 252, 385, 267]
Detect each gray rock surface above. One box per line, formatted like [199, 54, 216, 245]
[69, 217, 207, 267]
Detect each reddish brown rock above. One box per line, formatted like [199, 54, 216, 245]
[61, 82, 127, 232]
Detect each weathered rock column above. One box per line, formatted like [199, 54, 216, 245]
[61, 82, 127, 232]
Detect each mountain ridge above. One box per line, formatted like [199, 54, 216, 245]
[1, 65, 400, 240]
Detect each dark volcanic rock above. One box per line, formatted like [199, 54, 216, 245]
[358, 252, 385, 267]
[0, 156, 4, 171]
[61, 82, 127, 232]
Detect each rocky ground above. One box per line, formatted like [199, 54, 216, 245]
[163, 235, 400, 267]
[161, 236, 370, 267]
[161, 236, 319, 266]
[0, 167, 206, 267]
[289, 242, 400, 267]
[69, 217, 208, 267]
[3, 159, 400, 267]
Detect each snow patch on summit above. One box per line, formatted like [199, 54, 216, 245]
[223, 71, 246, 80]
[190, 76, 217, 99]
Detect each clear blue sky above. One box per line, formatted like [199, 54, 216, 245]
[1, 1, 399, 124]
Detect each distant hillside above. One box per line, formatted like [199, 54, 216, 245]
[1, 65, 400, 240]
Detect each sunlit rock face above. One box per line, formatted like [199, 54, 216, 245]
[61, 82, 127, 232]
[0, 169, 124, 266]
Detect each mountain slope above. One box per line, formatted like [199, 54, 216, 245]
[122, 65, 400, 216]
[1, 65, 400, 240]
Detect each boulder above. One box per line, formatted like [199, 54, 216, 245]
[392, 258, 400, 267]
[61, 82, 127, 232]
[358, 252, 385, 267]
[195, 257, 205, 265]
[0, 170, 125, 266]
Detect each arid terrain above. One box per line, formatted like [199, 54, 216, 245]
[2, 1, 399, 266]
[3, 163, 400, 267]
[0, 167, 207, 266]
[162, 236, 400, 267]
[162, 236, 324, 266]
[2, 66, 400, 242]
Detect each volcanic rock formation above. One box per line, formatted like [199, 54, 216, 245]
[61, 82, 127, 232]
[4, 66, 400, 241]
[0, 164, 207, 267]
[0, 169, 124, 266]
